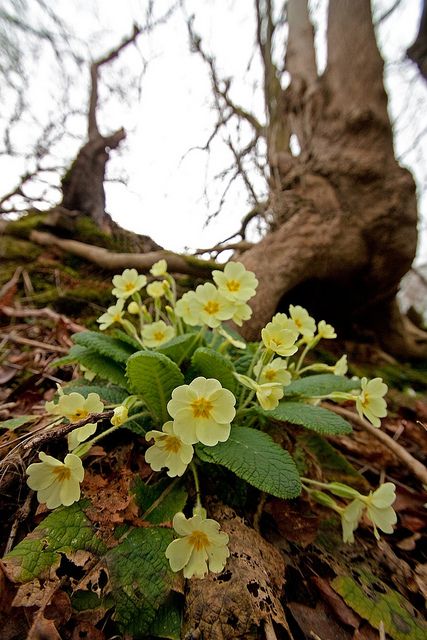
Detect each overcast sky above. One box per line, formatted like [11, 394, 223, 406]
[1, 0, 426, 259]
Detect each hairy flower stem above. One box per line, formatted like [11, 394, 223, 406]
[190, 461, 202, 510]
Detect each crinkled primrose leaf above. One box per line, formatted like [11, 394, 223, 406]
[283, 374, 360, 397]
[72, 331, 136, 363]
[261, 401, 352, 435]
[3, 500, 106, 582]
[196, 426, 301, 499]
[190, 347, 237, 394]
[132, 476, 188, 523]
[105, 527, 175, 636]
[126, 351, 184, 422]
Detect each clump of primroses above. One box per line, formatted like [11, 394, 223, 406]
[28, 260, 394, 581]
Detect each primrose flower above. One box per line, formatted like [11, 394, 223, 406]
[80, 365, 96, 382]
[235, 373, 284, 410]
[167, 377, 236, 446]
[212, 261, 258, 302]
[142, 320, 175, 348]
[289, 305, 316, 338]
[254, 358, 291, 387]
[231, 301, 252, 327]
[112, 269, 147, 299]
[147, 281, 166, 298]
[46, 392, 104, 423]
[175, 291, 201, 326]
[355, 377, 387, 428]
[67, 422, 97, 451]
[317, 320, 337, 339]
[145, 421, 193, 477]
[111, 405, 129, 427]
[150, 259, 168, 277]
[165, 512, 230, 578]
[333, 355, 348, 376]
[97, 299, 125, 331]
[340, 483, 397, 543]
[190, 283, 235, 328]
[27, 452, 84, 509]
[261, 320, 299, 357]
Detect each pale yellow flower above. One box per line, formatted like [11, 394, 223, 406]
[190, 283, 235, 328]
[175, 291, 201, 326]
[340, 483, 396, 543]
[289, 305, 316, 337]
[231, 301, 252, 327]
[333, 355, 348, 376]
[167, 377, 236, 446]
[261, 321, 298, 357]
[111, 405, 129, 427]
[46, 392, 104, 423]
[127, 301, 140, 315]
[254, 358, 292, 386]
[212, 261, 258, 302]
[142, 320, 175, 348]
[365, 482, 397, 539]
[79, 365, 96, 382]
[97, 299, 125, 331]
[147, 281, 166, 299]
[112, 269, 147, 299]
[234, 373, 284, 410]
[150, 259, 168, 277]
[356, 377, 387, 428]
[165, 512, 229, 578]
[27, 452, 84, 509]
[67, 422, 97, 451]
[317, 320, 337, 339]
[145, 421, 193, 477]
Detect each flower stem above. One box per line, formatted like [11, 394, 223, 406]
[190, 461, 202, 509]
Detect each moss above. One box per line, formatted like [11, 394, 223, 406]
[5, 211, 47, 239]
[0, 236, 42, 261]
[75, 216, 116, 249]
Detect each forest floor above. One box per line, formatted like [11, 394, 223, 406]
[0, 289, 427, 640]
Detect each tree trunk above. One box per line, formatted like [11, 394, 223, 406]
[240, 0, 421, 357]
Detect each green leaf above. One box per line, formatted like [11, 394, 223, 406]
[63, 383, 128, 404]
[157, 332, 200, 364]
[72, 331, 136, 364]
[112, 329, 142, 350]
[284, 374, 360, 397]
[332, 571, 427, 640]
[263, 401, 352, 435]
[126, 351, 184, 422]
[196, 426, 301, 499]
[52, 344, 88, 367]
[132, 477, 188, 524]
[234, 353, 254, 375]
[105, 527, 174, 636]
[67, 346, 128, 388]
[3, 501, 106, 582]
[0, 415, 38, 431]
[150, 593, 182, 640]
[191, 347, 236, 393]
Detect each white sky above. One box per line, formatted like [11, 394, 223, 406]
[1, 0, 426, 259]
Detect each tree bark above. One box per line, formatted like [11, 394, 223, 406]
[240, 0, 421, 357]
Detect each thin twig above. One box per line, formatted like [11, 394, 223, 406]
[1, 333, 68, 354]
[324, 403, 427, 486]
[4, 491, 33, 554]
[22, 411, 113, 451]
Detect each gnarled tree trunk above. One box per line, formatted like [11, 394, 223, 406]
[240, 0, 421, 357]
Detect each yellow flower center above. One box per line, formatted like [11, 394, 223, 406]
[226, 279, 240, 292]
[153, 331, 166, 341]
[125, 282, 135, 291]
[295, 318, 302, 328]
[264, 370, 276, 381]
[188, 529, 210, 551]
[113, 313, 122, 322]
[162, 435, 182, 453]
[203, 300, 220, 315]
[70, 409, 89, 421]
[191, 397, 213, 419]
[53, 466, 72, 482]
